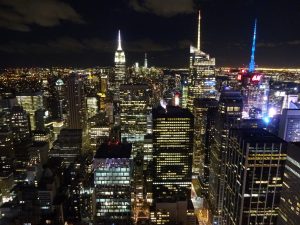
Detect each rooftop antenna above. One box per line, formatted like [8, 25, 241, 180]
[197, 10, 201, 51]
[117, 30, 122, 51]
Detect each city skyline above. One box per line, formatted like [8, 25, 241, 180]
[0, 0, 300, 68]
[1, 1, 300, 225]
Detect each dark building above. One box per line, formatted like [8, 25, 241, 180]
[193, 98, 218, 196]
[209, 90, 243, 224]
[152, 105, 194, 201]
[50, 129, 82, 165]
[278, 142, 300, 225]
[223, 128, 287, 225]
[279, 109, 300, 142]
[65, 73, 86, 129]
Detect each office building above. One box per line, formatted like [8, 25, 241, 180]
[279, 109, 300, 142]
[50, 129, 82, 165]
[278, 143, 300, 225]
[16, 91, 43, 131]
[65, 73, 86, 129]
[93, 142, 132, 225]
[223, 128, 287, 225]
[114, 30, 126, 100]
[152, 105, 194, 201]
[10, 105, 31, 143]
[188, 11, 216, 110]
[209, 90, 243, 224]
[193, 98, 218, 195]
[86, 97, 98, 119]
[120, 84, 150, 143]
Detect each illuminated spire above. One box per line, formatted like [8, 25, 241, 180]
[249, 19, 257, 73]
[117, 30, 122, 51]
[197, 10, 201, 51]
[144, 53, 148, 68]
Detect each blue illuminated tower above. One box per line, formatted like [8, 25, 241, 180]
[248, 19, 257, 73]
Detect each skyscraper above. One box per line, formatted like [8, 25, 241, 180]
[209, 90, 243, 224]
[279, 109, 300, 142]
[278, 143, 300, 225]
[120, 84, 150, 143]
[193, 98, 218, 195]
[152, 105, 194, 201]
[223, 128, 287, 225]
[188, 11, 216, 110]
[114, 30, 126, 100]
[10, 105, 31, 143]
[65, 73, 86, 129]
[93, 142, 132, 225]
[16, 91, 43, 131]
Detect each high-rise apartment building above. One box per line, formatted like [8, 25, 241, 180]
[278, 143, 300, 225]
[223, 128, 287, 225]
[152, 105, 194, 201]
[93, 142, 132, 225]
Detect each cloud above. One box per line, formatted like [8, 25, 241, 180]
[0, 0, 84, 31]
[287, 40, 300, 46]
[128, 0, 195, 17]
[0, 37, 181, 54]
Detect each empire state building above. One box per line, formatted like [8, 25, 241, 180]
[114, 30, 126, 99]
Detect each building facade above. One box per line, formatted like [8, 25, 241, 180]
[223, 128, 287, 225]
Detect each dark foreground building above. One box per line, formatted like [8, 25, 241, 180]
[223, 128, 287, 225]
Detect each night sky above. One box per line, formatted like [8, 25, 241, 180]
[0, 0, 300, 68]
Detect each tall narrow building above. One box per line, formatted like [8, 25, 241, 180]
[114, 30, 126, 99]
[65, 73, 86, 129]
[209, 90, 243, 224]
[193, 98, 218, 195]
[188, 11, 216, 110]
[223, 128, 287, 225]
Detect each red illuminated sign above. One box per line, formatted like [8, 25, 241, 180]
[251, 74, 262, 82]
[237, 74, 242, 80]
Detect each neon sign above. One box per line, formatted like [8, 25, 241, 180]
[237, 74, 242, 80]
[251, 74, 262, 82]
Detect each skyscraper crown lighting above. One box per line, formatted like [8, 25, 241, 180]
[249, 19, 257, 73]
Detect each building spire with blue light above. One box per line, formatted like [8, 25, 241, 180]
[249, 19, 257, 73]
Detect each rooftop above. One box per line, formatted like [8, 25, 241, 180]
[94, 141, 132, 158]
[153, 105, 193, 118]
